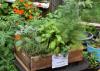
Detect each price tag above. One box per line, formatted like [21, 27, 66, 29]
[52, 54, 68, 68]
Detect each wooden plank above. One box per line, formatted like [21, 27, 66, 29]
[81, 22, 100, 28]
[14, 53, 31, 71]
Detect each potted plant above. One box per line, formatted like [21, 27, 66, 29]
[83, 51, 99, 71]
[87, 33, 100, 62]
[47, 0, 86, 63]
[84, 25, 100, 62]
[14, 22, 69, 70]
[14, 0, 86, 70]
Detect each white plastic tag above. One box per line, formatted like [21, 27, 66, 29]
[52, 54, 68, 68]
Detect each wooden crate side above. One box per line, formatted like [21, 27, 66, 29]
[15, 53, 30, 71]
[68, 50, 83, 63]
[15, 50, 31, 69]
[31, 55, 52, 71]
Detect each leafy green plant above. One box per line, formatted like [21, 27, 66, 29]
[15, 24, 50, 56]
[0, 14, 23, 71]
[47, 0, 85, 50]
[83, 51, 99, 68]
[0, 0, 11, 15]
[37, 23, 69, 55]
[15, 22, 68, 56]
[79, 0, 93, 9]
[80, 1, 100, 23]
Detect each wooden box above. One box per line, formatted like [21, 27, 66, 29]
[15, 49, 83, 71]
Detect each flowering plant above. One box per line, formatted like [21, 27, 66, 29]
[12, 0, 42, 19]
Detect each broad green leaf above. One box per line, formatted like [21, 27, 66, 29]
[49, 40, 56, 50]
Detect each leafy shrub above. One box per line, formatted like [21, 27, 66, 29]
[0, 14, 24, 71]
[48, 0, 85, 50]
[0, 0, 10, 15]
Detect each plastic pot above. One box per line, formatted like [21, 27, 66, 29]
[87, 44, 100, 62]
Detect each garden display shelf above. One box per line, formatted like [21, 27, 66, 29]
[14, 48, 84, 71]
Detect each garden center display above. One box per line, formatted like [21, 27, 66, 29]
[0, 0, 100, 71]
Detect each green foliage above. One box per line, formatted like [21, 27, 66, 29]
[80, 1, 100, 23]
[83, 51, 99, 68]
[37, 23, 68, 54]
[79, 0, 93, 9]
[15, 22, 68, 56]
[48, 0, 85, 50]
[0, 0, 12, 15]
[0, 15, 22, 71]
[15, 24, 51, 56]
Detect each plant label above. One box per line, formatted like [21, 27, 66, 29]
[52, 54, 68, 68]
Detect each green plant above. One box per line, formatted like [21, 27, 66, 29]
[0, 14, 23, 71]
[79, 0, 93, 9]
[83, 51, 99, 68]
[15, 22, 69, 56]
[48, 0, 85, 50]
[80, 1, 100, 23]
[15, 24, 50, 56]
[0, 0, 10, 15]
[37, 23, 69, 55]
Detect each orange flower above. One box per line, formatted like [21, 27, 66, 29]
[13, 8, 17, 12]
[24, 3, 29, 8]
[29, 15, 33, 19]
[29, 4, 33, 8]
[20, 0, 24, 2]
[15, 34, 21, 40]
[13, 8, 19, 14]
[18, 10, 24, 15]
